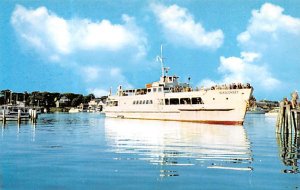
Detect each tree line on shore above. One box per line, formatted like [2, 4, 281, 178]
[0, 89, 97, 108]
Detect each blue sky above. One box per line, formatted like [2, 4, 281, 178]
[0, 0, 299, 100]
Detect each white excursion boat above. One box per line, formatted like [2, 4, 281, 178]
[104, 46, 253, 125]
[265, 107, 279, 117]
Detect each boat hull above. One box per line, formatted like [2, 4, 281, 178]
[105, 112, 243, 125]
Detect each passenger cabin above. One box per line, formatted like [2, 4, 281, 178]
[116, 75, 191, 97]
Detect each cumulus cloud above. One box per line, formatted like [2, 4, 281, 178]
[237, 3, 300, 47]
[82, 66, 133, 97]
[11, 4, 147, 94]
[11, 5, 71, 55]
[200, 52, 280, 89]
[218, 52, 279, 88]
[151, 3, 224, 49]
[201, 3, 300, 97]
[11, 4, 147, 61]
[237, 3, 300, 93]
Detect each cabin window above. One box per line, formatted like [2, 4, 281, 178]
[159, 99, 164, 105]
[158, 88, 162, 92]
[143, 100, 146, 104]
[192, 97, 203, 104]
[153, 88, 157, 93]
[170, 98, 179, 105]
[150, 100, 153, 104]
[165, 99, 170, 105]
[147, 89, 151, 92]
[169, 77, 172, 81]
[133, 101, 136, 105]
[139, 100, 143, 104]
[110, 101, 118, 106]
[180, 98, 191, 105]
[164, 87, 170, 92]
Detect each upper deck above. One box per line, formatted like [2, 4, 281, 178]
[115, 76, 252, 98]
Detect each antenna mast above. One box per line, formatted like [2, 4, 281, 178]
[160, 44, 164, 77]
[157, 44, 169, 77]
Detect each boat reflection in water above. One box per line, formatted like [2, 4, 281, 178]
[104, 118, 252, 176]
[276, 133, 300, 174]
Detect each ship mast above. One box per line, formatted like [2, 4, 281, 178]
[157, 44, 169, 77]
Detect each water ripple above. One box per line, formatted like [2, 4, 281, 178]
[104, 118, 252, 173]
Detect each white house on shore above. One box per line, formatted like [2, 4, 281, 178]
[55, 96, 70, 108]
[88, 98, 105, 112]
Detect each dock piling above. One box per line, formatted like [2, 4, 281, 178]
[2, 111, 6, 125]
[17, 109, 21, 124]
[31, 110, 37, 123]
[276, 93, 300, 134]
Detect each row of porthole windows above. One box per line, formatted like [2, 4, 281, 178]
[133, 100, 153, 105]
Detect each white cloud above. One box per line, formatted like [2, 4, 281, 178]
[11, 5, 147, 60]
[11, 5, 71, 54]
[218, 52, 280, 89]
[108, 67, 133, 89]
[237, 3, 300, 48]
[72, 14, 146, 54]
[151, 3, 223, 49]
[11, 5, 146, 94]
[201, 3, 300, 98]
[87, 88, 109, 97]
[83, 66, 133, 96]
[81, 66, 102, 82]
[200, 52, 280, 90]
[236, 3, 300, 95]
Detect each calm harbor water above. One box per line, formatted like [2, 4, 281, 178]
[0, 113, 299, 189]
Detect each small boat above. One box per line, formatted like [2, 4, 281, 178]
[69, 108, 80, 113]
[246, 106, 266, 114]
[265, 107, 279, 117]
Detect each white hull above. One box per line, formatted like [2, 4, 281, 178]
[265, 112, 278, 117]
[104, 88, 252, 125]
[69, 108, 80, 113]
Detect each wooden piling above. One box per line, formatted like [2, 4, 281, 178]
[286, 105, 292, 134]
[2, 111, 6, 125]
[17, 109, 21, 124]
[32, 110, 37, 123]
[35, 110, 38, 120]
[276, 102, 285, 134]
[30, 109, 33, 121]
[276, 103, 300, 134]
[296, 111, 300, 132]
